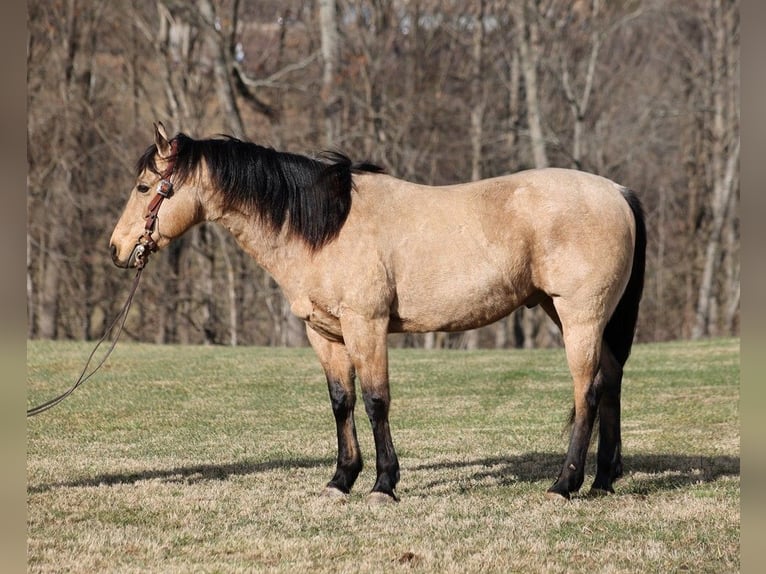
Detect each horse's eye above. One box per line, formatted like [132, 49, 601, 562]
[136, 184, 150, 194]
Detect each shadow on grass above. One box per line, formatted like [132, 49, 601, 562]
[29, 452, 739, 497]
[28, 456, 332, 494]
[408, 452, 740, 495]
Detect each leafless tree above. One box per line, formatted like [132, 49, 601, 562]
[27, 0, 739, 348]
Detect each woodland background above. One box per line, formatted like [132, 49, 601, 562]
[26, 0, 739, 349]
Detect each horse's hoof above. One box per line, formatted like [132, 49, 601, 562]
[366, 491, 398, 505]
[320, 486, 349, 503]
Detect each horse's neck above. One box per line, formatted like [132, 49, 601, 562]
[215, 209, 309, 295]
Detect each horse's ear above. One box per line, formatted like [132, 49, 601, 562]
[153, 121, 172, 158]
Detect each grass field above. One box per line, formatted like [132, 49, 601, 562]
[27, 338, 740, 573]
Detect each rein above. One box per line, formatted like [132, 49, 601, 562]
[27, 268, 144, 417]
[28, 140, 178, 417]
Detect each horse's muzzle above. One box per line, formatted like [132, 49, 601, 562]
[110, 244, 127, 268]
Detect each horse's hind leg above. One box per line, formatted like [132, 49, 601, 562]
[547, 304, 604, 499]
[306, 327, 363, 498]
[541, 297, 624, 496]
[591, 343, 624, 494]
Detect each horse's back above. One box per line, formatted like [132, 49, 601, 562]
[355, 167, 635, 274]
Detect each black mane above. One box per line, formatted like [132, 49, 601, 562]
[136, 133, 384, 250]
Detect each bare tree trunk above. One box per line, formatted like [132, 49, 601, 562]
[25, 0, 739, 347]
[319, 0, 339, 146]
[193, 227, 216, 345]
[38, 217, 64, 339]
[692, 0, 739, 339]
[515, 0, 549, 349]
[723, 185, 739, 333]
[516, 0, 548, 170]
[154, 2, 194, 129]
[159, 242, 184, 344]
[495, 22, 521, 349]
[692, 139, 739, 338]
[423, 331, 435, 350]
[559, 0, 602, 168]
[213, 226, 238, 346]
[197, 0, 246, 138]
[424, 331, 447, 350]
[349, 0, 393, 162]
[38, 0, 86, 339]
[504, 44, 520, 162]
[656, 184, 667, 340]
[464, 0, 486, 351]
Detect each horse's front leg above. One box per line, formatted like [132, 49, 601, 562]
[341, 314, 400, 502]
[306, 327, 363, 498]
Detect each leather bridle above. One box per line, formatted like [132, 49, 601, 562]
[131, 139, 178, 268]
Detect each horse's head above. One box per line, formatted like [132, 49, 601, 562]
[109, 123, 202, 268]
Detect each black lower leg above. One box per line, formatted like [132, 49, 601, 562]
[327, 378, 362, 493]
[548, 421, 595, 498]
[592, 350, 624, 493]
[592, 388, 622, 492]
[549, 383, 601, 498]
[363, 390, 399, 499]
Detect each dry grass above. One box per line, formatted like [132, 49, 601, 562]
[27, 338, 739, 572]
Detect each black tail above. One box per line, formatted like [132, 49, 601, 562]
[603, 188, 646, 366]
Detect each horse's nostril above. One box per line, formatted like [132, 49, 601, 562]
[110, 244, 117, 258]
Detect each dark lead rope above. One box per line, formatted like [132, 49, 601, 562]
[27, 267, 144, 417]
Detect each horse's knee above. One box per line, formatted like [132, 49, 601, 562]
[362, 389, 389, 421]
[327, 378, 355, 419]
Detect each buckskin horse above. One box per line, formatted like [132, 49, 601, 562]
[110, 123, 646, 502]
